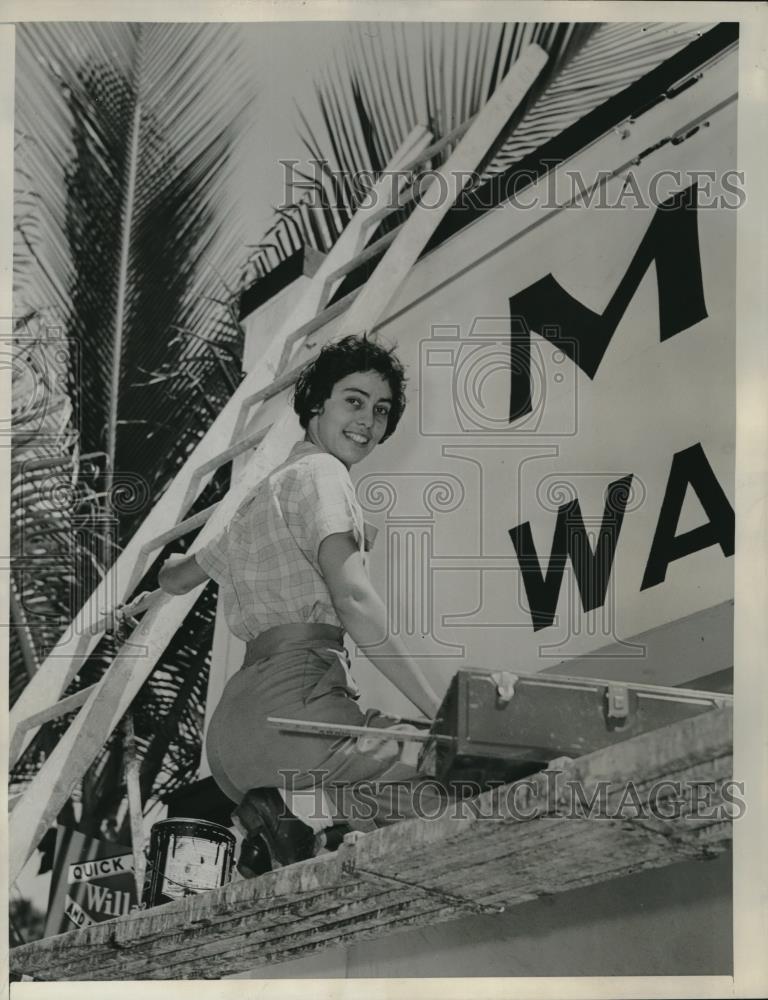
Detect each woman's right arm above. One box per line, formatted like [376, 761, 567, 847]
[319, 532, 441, 719]
[105, 553, 211, 639]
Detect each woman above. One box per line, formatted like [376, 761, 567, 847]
[156, 334, 446, 872]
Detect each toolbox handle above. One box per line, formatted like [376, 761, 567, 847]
[603, 683, 633, 730]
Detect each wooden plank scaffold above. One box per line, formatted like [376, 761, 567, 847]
[10, 707, 733, 981]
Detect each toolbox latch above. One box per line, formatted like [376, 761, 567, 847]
[604, 683, 630, 728]
[491, 671, 519, 707]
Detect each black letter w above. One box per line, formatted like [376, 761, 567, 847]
[508, 476, 633, 631]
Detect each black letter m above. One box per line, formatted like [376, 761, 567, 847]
[509, 184, 707, 421]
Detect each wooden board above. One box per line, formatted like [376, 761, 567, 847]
[10, 707, 733, 981]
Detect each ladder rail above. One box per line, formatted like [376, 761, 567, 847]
[263, 102, 482, 380]
[280, 49, 545, 378]
[237, 131, 436, 428]
[10, 49, 547, 883]
[359, 177, 420, 230]
[9, 586, 202, 883]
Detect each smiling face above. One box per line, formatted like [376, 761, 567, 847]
[306, 370, 393, 468]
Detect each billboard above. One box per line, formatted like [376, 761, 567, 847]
[209, 44, 738, 751]
[287, 51, 737, 712]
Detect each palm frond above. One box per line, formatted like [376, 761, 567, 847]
[9, 314, 85, 680]
[247, 21, 588, 280]
[11, 23, 255, 824]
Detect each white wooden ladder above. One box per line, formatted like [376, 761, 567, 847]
[9, 45, 547, 885]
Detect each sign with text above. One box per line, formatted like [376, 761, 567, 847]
[222, 54, 738, 739]
[44, 827, 140, 937]
[68, 853, 134, 884]
[347, 93, 737, 703]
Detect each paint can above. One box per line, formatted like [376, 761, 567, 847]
[142, 818, 236, 907]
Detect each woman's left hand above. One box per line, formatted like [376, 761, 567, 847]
[101, 591, 153, 641]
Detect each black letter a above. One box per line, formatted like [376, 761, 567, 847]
[641, 444, 734, 590]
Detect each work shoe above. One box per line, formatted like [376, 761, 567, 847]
[235, 832, 272, 879]
[232, 788, 316, 876]
[316, 822, 353, 852]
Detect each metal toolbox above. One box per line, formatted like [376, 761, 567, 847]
[418, 669, 731, 787]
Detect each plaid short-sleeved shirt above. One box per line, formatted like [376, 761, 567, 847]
[196, 440, 366, 640]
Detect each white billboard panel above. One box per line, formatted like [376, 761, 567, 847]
[344, 90, 737, 710]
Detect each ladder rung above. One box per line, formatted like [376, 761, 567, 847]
[140, 420, 269, 592]
[260, 285, 365, 395]
[15, 685, 96, 733]
[361, 181, 420, 229]
[128, 429, 271, 593]
[355, 118, 478, 237]
[12, 451, 105, 472]
[324, 227, 400, 286]
[243, 361, 309, 410]
[396, 114, 478, 177]
[169, 427, 269, 542]
[357, 118, 478, 235]
[143, 503, 219, 553]
[176, 428, 270, 531]
[356, 116, 480, 235]
[194, 426, 269, 479]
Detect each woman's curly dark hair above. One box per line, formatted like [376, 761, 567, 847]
[293, 334, 407, 442]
